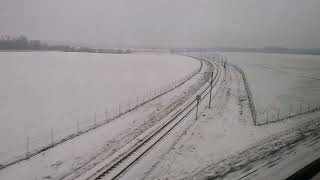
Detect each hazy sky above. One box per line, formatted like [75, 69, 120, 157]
[1, 0, 320, 48]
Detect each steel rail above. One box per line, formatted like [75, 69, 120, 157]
[90, 59, 222, 180]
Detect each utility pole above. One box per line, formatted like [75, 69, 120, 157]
[196, 95, 201, 120]
[209, 71, 214, 108]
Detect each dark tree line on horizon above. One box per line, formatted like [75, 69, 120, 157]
[2, 35, 320, 55]
[0, 35, 131, 54]
[1, 35, 47, 50]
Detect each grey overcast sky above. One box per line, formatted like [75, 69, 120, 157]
[1, 0, 320, 48]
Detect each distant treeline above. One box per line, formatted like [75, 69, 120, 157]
[0, 35, 130, 54]
[172, 46, 320, 55]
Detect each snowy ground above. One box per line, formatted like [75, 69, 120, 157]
[118, 63, 320, 180]
[0, 54, 210, 180]
[221, 52, 320, 124]
[0, 52, 199, 165]
[1, 53, 320, 180]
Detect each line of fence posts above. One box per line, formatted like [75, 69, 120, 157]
[259, 103, 320, 125]
[201, 54, 320, 127]
[9, 56, 204, 167]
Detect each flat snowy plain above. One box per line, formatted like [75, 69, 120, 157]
[0, 51, 199, 164]
[222, 52, 320, 123]
[123, 53, 320, 180]
[1, 52, 320, 180]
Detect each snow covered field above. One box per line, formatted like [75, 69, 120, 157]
[120, 56, 320, 180]
[1, 52, 320, 180]
[0, 53, 211, 180]
[222, 52, 320, 123]
[0, 51, 199, 164]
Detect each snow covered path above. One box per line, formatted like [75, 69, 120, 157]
[137, 64, 320, 180]
[0, 56, 211, 180]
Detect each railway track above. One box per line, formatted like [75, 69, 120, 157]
[0, 55, 205, 172]
[80, 58, 223, 180]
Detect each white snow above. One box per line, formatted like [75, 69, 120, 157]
[221, 52, 320, 124]
[0, 52, 206, 180]
[1, 52, 320, 180]
[119, 60, 320, 180]
[0, 52, 199, 167]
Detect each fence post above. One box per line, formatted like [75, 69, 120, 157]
[300, 104, 303, 114]
[26, 136, 30, 158]
[105, 109, 108, 122]
[209, 72, 214, 108]
[266, 111, 269, 124]
[136, 97, 139, 106]
[118, 104, 121, 116]
[196, 95, 201, 120]
[277, 108, 280, 120]
[76, 120, 79, 134]
[289, 104, 292, 117]
[50, 128, 54, 147]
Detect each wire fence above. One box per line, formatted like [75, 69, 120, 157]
[256, 103, 320, 126]
[218, 55, 319, 127]
[232, 64, 320, 126]
[228, 63, 257, 126]
[0, 60, 203, 170]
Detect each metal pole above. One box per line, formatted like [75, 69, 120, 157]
[209, 72, 214, 108]
[308, 104, 311, 112]
[196, 95, 201, 120]
[26, 136, 30, 158]
[196, 100, 199, 120]
[50, 128, 54, 146]
[105, 108, 108, 122]
[289, 104, 292, 117]
[76, 120, 79, 134]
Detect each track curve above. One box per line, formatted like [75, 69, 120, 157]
[81, 58, 223, 180]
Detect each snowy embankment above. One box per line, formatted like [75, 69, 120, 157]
[0, 53, 210, 180]
[222, 52, 320, 125]
[118, 54, 320, 180]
